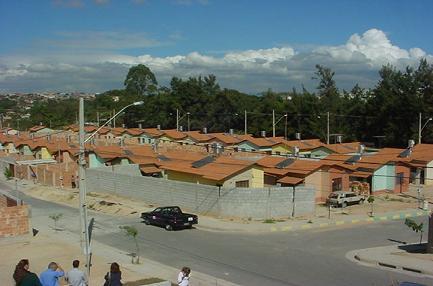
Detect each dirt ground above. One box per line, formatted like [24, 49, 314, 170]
[19, 182, 432, 223]
[0, 234, 144, 286]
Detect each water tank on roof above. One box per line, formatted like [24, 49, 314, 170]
[336, 135, 343, 143]
[260, 130, 266, 137]
[295, 132, 301, 140]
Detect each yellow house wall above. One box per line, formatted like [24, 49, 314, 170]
[166, 167, 264, 188]
[222, 167, 264, 188]
[159, 136, 174, 143]
[272, 145, 291, 154]
[5, 143, 18, 154]
[41, 147, 52, 159]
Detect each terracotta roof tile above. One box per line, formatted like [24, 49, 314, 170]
[160, 129, 187, 140]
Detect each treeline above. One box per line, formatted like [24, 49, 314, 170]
[13, 59, 433, 147]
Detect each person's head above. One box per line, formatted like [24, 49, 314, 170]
[48, 262, 58, 271]
[110, 262, 120, 273]
[13, 259, 30, 284]
[72, 260, 80, 268]
[181, 267, 191, 276]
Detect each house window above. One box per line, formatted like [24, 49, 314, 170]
[275, 151, 281, 155]
[235, 180, 249, 188]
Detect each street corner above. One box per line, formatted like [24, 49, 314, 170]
[346, 244, 433, 279]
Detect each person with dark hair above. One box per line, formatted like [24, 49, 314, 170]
[65, 260, 87, 286]
[39, 262, 64, 286]
[13, 259, 42, 286]
[103, 262, 122, 286]
[177, 266, 190, 286]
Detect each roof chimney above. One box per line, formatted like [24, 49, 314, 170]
[39, 122, 43, 126]
[138, 123, 142, 129]
[157, 124, 161, 130]
[336, 135, 343, 143]
[202, 127, 207, 134]
[229, 129, 234, 135]
[292, 146, 300, 157]
[179, 126, 183, 132]
[358, 144, 365, 155]
[122, 124, 126, 128]
[408, 139, 415, 149]
[260, 130, 266, 138]
[295, 132, 301, 140]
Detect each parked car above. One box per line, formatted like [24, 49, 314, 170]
[326, 191, 365, 207]
[140, 206, 198, 231]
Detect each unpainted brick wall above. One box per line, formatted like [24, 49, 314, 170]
[0, 197, 29, 237]
[86, 165, 316, 219]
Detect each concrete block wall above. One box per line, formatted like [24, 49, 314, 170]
[0, 196, 29, 237]
[86, 165, 316, 219]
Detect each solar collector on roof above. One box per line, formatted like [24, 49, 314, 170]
[192, 156, 215, 168]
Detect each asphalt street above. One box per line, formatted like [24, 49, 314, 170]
[4, 182, 433, 286]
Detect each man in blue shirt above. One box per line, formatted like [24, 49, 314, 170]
[40, 262, 64, 286]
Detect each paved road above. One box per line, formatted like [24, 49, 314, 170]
[6, 182, 433, 286]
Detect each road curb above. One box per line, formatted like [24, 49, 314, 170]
[269, 210, 429, 233]
[348, 245, 433, 278]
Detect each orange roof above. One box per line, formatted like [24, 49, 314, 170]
[162, 129, 187, 140]
[125, 128, 145, 136]
[140, 166, 161, 174]
[111, 127, 127, 136]
[143, 128, 164, 137]
[238, 135, 281, 148]
[91, 145, 123, 159]
[410, 144, 433, 163]
[323, 142, 361, 154]
[275, 138, 324, 151]
[277, 176, 304, 185]
[29, 125, 48, 132]
[258, 156, 323, 177]
[183, 131, 214, 143]
[159, 155, 256, 182]
[208, 133, 241, 145]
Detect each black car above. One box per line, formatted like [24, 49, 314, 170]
[140, 206, 198, 231]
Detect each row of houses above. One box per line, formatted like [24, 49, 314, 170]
[2, 128, 433, 203]
[62, 124, 375, 159]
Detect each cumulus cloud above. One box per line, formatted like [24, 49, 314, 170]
[0, 28, 431, 93]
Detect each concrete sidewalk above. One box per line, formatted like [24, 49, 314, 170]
[0, 225, 240, 286]
[348, 243, 433, 278]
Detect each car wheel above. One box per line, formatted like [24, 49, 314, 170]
[342, 202, 347, 208]
[143, 219, 150, 225]
[359, 199, 365, 204]
[165, 224, 173, 231]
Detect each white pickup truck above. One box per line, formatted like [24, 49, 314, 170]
[326, 191, 365, 208]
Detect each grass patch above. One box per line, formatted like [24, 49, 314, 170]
[263, 219, 276, 224]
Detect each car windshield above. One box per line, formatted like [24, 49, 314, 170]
[329, 193, 339, 198]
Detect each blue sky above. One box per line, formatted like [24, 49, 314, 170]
[1, 0, 433, 93]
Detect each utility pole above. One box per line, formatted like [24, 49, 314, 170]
[419, 112, 422, 144]
[284, 113, 288, 140]
[176, 109, 179, 131]
[187, 112, 190, 131]
[272, 109, 276, 137]
[244, 110, 247, 135]
[78, 98, 91, 278]
[96, 112, 100, 127]
[326, 112, 330, 145]
[113, 109, 116, 128]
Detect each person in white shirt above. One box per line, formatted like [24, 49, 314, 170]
[177, 267, 190, 286]
[65, 260, 87, 286]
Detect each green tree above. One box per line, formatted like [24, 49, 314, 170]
[124, 64, 158, 96]
[49, 213, 63, 232]
[405, 218, 424, 244]
[3, 167, 12, 180]
[119, 225, 140, 264]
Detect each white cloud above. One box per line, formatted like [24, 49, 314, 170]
[1, 28, 431, 93]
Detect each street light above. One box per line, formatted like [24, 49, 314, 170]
[418, 112, 432, 144]
[78, 99, 143, 279]
[272, 110, 287, 137]
[176, 109, 191, 131]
